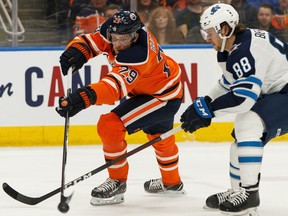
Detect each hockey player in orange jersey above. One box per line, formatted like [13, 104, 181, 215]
[56, 10, 185, 206]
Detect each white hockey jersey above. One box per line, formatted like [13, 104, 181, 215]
[209, 28, 288, 117]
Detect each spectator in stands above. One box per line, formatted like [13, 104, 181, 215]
[70, 0, 90, 25]
[274, 0, 288, 14]
[200, 0, 231, 5]
[73, 0, 107, 36]
[185, 4, 211, 44]
[230, 0, 258, 28]
[160, 0, 187, 12]
[147, 7, 185, 44]
[104, 4, 122, 18]
[107, 0, 130, 10]
[271, 0, 288, 42]
[247, 0, 279, 9]
[185, 25, 208, 44]
[46, 0, 75, 43]
[174, 0, 203, 38]
[257, 4, 279, 35]
[137, 0, 159, 25]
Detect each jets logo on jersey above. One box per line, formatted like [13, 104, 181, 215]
[230, 43, 242, 53]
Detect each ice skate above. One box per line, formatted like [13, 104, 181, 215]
[219, 187, 259, 216]
[144, 178, 186, 195]
[204, 188, 234, 210]
[90, 178, 126, 206]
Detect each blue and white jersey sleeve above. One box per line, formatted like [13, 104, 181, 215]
[208, 76, 230, 101]
[210, 29, 288, 117]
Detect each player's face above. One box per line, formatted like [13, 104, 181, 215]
[202, 28, 222, 51]
[111, 34, 134, 54]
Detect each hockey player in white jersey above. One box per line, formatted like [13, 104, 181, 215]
[180, 3, 288, 216]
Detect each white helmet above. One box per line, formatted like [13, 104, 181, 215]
[200, 3, 239, 52]
[200, 3, 239, 38]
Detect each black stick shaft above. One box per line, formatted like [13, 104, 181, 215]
[2, 126, 182, 205]
[59, 68, 72, 202]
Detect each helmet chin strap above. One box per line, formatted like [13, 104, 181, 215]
[220, 37, 227, 52]
[219, 26, 235, 52]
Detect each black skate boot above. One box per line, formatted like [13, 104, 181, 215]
[204, 188, 234, 210]
[219, 186, 260, 216]
[144, 178, 186, 195]
[90, 178, 127, 206]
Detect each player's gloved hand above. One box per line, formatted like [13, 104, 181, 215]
[59, 42, 91, 75]
[56, 86, 96, 117]
[180, 96, 214, 133]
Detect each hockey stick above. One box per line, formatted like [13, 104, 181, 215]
[58, 68, 73, 213]
[2, 126, 182, 206]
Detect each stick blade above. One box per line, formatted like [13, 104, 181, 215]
[2, 182, 39, 205]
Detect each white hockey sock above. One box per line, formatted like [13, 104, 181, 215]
[229, 141, 241, 189]
[234, 111, 265, 188]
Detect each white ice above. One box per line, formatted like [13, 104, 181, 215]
[1, 142, 287, 216]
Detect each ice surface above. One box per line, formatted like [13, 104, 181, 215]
[1, 142, 287, 216]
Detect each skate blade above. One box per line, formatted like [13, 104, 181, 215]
[203, 205, 218, 211]
[145, 189, 186, 196]
[90, 194, 124, 206]
[221, 207, 258, 216]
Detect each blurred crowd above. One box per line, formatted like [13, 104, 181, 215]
[48, 0, 288, 44]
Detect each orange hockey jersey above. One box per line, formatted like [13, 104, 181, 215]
[66, 17, 183, 105]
